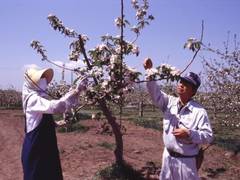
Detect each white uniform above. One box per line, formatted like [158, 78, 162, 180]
[147, 81, 213, 180]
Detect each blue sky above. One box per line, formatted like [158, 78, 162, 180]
[0, 0, 239, 90]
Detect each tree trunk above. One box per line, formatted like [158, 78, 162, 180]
[139, 101, 144, 117]
[98, 99, 124, 166]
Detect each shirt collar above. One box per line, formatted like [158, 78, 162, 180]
[177, 98, 194, 112]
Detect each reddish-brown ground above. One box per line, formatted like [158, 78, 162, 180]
[0, 110, 239, 180]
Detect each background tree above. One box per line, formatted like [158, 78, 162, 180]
[201, 32, 240, 128]
[0, 88, 21, 109]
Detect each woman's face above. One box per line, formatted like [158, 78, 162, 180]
[38, 78, 48, 91]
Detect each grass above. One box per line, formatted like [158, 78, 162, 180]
[52, 106, 240, 152]
[212, 125, 240, 152]
[94, 162, 145, 180]
[111, 106, 163, 130]
[119, 107, 240, 152]
[208, 113, 240, 152]
[55, 111, 92, 133]
[97, 142, 115, 150]
[57, 123, 89, 133]
[0, 106, 22, 110]
[133, 116, 162, 130]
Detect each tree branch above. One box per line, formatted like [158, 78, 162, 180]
[180, 20, 204, 75]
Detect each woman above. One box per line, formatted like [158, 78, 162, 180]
[21, 67, 86, 180]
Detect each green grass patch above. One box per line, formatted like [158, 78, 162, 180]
[112, 107, 163, 130]
[94, 162, 145, 180]
[208, 112, 240, 152]
[56, 106, 240, 152]
[133, 117, 162, 130]
[53, 114, 63, 121]
[54, 112, 92, 122]
[57, 123, 89, 133]
[0, 106, 22, 110]
[97, 141, 115, 150]
[212, 125, 240, 152]
[75, 112, 92, 120]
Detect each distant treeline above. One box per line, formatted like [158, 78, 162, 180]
[0, 89, 22, 109]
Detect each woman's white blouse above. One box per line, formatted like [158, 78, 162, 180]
[25, 91, 78, 133]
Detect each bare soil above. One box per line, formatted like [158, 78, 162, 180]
[0, 110, 239, 180]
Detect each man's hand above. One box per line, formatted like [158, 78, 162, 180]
[172, 128, 190, 138]
[143, 58, 153, 69]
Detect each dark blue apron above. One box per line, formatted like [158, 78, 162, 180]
[21, 114, 63, 180]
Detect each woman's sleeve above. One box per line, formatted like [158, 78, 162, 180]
[146, 81, 169, 112]
[28, 90, 79, 114]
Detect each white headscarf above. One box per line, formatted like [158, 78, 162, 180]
[22, 77, 48, 113]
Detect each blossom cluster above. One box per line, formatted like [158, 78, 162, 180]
[145, 64, 181, 82]
[184, 38, 201, 52]
[130, 0, 154, 34]
[75, 39, 141, 104]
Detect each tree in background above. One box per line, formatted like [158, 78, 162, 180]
[201, 32, 240, 128]
[0, 89, 21, 108]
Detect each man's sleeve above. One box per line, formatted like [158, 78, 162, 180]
[146, 81, 169, 112]
[189, 112, 214, 144]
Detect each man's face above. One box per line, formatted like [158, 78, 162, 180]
[176, 80, 195, 98]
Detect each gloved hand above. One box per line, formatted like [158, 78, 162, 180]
[55, 120, 66, 127]
[76, 76, 88, 92]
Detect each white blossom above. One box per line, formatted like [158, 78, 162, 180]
[114, 17, 122, 27]
[48, 14, 54, 19]
[188, 37, 197, 41]
[101, 80, 109, 89]
[98, 44, 108, 51]
[81, 34, 89, 41]
[114, 95, 121, 99]
[161, 63, 171, 69]
[131, 0, 137, 4]
[170, 69, 181, 76]
[126, 66, 137, 73]
[146, 68, 158, 76]
[115, 45, 122, 54]
[136, 9, 146, 19]
[89, 66, 103, 77]
[131, 44, 139, 55]
[110, 54, 121, 65]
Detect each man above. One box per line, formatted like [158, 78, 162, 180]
[143, 58, 213, 180]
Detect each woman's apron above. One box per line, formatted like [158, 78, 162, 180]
[22, 114, 63, 180]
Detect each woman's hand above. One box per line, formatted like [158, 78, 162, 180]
[76, 76, 88, 92]
[55, 120, 66, 127]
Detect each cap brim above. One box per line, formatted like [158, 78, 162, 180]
[180, 77, 197, 87]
